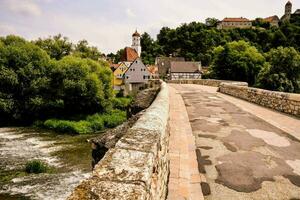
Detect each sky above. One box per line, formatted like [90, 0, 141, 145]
[0, 0, 299, 54]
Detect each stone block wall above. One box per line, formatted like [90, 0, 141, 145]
[168, 79, 248, 87]
[169, 79, 300, 117]
[67, 81, 170, 200]
[219, 83, 300, 117]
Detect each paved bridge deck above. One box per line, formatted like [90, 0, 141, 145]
[168, 84, 300, 200]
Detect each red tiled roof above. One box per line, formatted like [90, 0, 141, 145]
[121, 47, 139, 62]
[263, 16, 279, 22]
[222, 17, 250, 22]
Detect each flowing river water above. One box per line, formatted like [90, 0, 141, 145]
[0, 127, 97, 200]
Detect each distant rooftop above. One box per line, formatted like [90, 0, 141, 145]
[222, 17, 251, 22]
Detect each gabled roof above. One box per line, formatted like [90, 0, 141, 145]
[222, 17, 250, 22]
[121, 47, 139, 62]
[264, 15, 280, 22]
[170, 62, 201, 73]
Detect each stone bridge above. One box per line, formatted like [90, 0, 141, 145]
[68, 80, 300, 200]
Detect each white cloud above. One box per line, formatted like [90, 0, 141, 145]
[125, 8, 136, 18]
[2, 0, 42, 16]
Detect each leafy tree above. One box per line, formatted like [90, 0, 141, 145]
[210, 40, 265, 85]
[252, 18, 271, 29]
[34, 34, 72, 60]
[141, 32, 162, 65]
[73, 40, 103, 61]
[0, 35, 113, 125]
[205, 18, 219, 27]
[256, 47, 300, 93]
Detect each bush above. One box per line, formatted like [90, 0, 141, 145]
[102, 110, 127, 128]
[25, 160, 48, 174]
[41, 110, 126, 134]
[43, 119, 92, 134]
[112, 97, 132, 110]
[86, 114, 104, 131]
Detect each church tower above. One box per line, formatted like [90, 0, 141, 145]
[132, 30, 141, 57]
[285, 1, 292, 16]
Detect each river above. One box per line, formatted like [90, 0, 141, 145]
[0, 127, 97, 200]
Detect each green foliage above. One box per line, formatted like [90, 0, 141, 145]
[210, 40, 266, 85]
[256, 47, 300, 93]
[34, 34, 72, 60]
[102, 110, 127, 128]
[112, 97, 132, 110]
[129, 21, 300, 67]
[42, 110, 126, 134]
[140, 32, 162, 65]
[252, 18, 271, 29]
[73, 40, 103, 61]
[25, 160, 49, 174]
[0, 35, 113, 125]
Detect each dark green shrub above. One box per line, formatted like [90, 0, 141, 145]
[112, 97, 132, 110]
[102, 110, 127, 128]
[25, 160, 48, 174]
[86, 114, 104, 131]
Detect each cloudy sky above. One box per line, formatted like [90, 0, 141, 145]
[0, 0, 299, 54]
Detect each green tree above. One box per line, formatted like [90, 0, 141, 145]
[73, 40, 103, 61]
[210, 40, 266, 85]
[256, 47, 300, 93]
[205, 18, 219, 27]
[141, 32, 162, 65]
[34, 34, 72, 60]
[0, 35, 113, 125]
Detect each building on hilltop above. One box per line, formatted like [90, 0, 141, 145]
[281, 1, 300, 22]
[169, 61, 202, 80]
[281, 1, 292, 21]
[155, 56, 185, 78]
[217, 17, 252, 29]
[263, 16, 280, 27]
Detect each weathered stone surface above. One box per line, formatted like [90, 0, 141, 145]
[68, 81, 170, 200]
[219, 82, 300, 118]
[168, 79, 300, 118]
[67, 177, 148, 200]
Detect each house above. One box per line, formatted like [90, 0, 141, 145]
[113, 62, 129, 90]
[124, 58, 151, 92]
[147, 65, 159, 79]
[169, 61, 202, 80]
[120, 47, 139, 66]
[155, 57, 185, 78]
[263, 16, 280, 27]
[217, 17, 252, 29]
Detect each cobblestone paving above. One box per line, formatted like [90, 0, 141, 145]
[170, 84, 300, 200]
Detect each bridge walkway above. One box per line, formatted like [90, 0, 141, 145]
[168, 83, 300, 200]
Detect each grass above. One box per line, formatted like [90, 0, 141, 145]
[40, 109, 127, 134]
[25, 160, 49, 174]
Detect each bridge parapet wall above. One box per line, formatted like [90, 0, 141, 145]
[219, 82, 300, 117]
[68, 82, 170, 200]
[169, 79, 300, 117]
